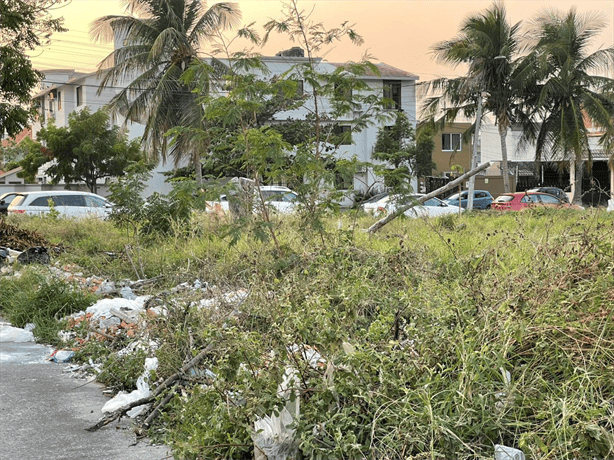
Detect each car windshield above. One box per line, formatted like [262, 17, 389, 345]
[362, 193, 389, 204]
[447, 193, 466, 200]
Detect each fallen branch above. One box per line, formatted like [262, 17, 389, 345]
[85, 344, 214, 432]
[142, 386, 177, 428]
[367, 161, 492, 234]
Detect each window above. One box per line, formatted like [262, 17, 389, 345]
[76, 86, 83, 106]
[57, 91, 61, 110]
[54, 195, 86, 206]
[333, 125, 352, 145]
[383, 80, 401, 110]
[31, 196, 53, 206]
[334, 82, 352, 102]
[85, 196, 106, 207]
[294, 79, 304, 96]
[334, 171, 353, 190]
[536, 194, 560, 204]
[441, 133, 462, 151]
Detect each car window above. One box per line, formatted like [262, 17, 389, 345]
[282, 192, 298, 202]
[423, 198, 442, 206]
[494, 195, 513, 203]
[521, 195, 535, 203]
[537, 194, 560, 204]
[0, 193, 18, 205]
[54, 195, 86, 206]
[476, 192, 487, 198]
[363, 193, 388, 204]
[447, 193, 459, 200]
[30, 196, 54, 206]
[85, 196, 107, 207]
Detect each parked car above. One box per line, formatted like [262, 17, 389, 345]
[0, 192, 20, 215]
[7, 191, 113, 218]
[526, 186, 569, 203]
[491, 191, 580, 211]
[384, 194, 464, 218]
[361, 192, 391, 214]
[445, 190, 493, 209]
[206, 186, 299, 215]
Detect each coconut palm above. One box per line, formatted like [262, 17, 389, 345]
[422, 1, 520, 193]
[90, 0, 241, 184]
[516, 8, 614, 205]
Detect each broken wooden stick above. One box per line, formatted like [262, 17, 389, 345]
[85, 344, 214, 432]
[367, 161, 492, 233]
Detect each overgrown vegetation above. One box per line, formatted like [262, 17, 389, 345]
[2, 207, 613, 460]
[0, 268, 96, 344]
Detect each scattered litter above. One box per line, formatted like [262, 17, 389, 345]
[17, 246, 50, 265]
[287, 344, 325, 369]
[120, 286, 137, 300]
[50, 349, 75, 363]
[253, 366, 301, 460]
[96, 280, 117, 296]
[198, 289, 249, 310]
[86, 297, 147, 320]
[0, 324, 35, 343]
[495, 445, 525, 460]
[101, 357, 158, 417]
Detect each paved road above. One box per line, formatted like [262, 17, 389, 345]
[0, 336, 170, 460]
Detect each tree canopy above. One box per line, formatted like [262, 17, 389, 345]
[36, 108, 144, 193]
[90, 0, 241, 184]
[0, 0, 66, 138]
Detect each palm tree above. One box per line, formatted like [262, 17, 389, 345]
[423, 1, 520, 193]
[90, 0, 241, 184]
[516, 8, 614, 205]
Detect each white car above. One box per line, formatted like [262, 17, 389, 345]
[7, 191, 113, 218]
[206, 186, 298, 215]
[383, 194, 463, 218]
[361, 192, 391, 215]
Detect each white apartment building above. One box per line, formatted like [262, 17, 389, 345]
[31, 50, 419, 198]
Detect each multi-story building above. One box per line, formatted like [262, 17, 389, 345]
[31, 50, 419, 199]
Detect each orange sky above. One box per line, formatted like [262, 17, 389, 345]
[31, 0, 614, 81]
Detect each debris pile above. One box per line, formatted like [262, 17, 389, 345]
[0, 220, 54, 251]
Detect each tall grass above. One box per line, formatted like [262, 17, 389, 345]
[3, 208, 613, 459]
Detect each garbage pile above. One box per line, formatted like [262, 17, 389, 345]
[0, 220, 65, 268]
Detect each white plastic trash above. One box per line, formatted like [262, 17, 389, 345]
[495, 444, 525, 460]
[102, 357, 158, 417]
[0, 325, 35, 343]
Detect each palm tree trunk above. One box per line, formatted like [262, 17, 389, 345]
[569, 159, 583, 205]
[193, 154, 202, 186]
[498, 124, 511, 193]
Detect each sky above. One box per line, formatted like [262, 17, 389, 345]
[30, 0, 614, 82]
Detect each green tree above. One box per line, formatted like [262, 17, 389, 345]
[0, 136, 47, 181]
[423, 1, 520, 193]
[372, 111, 434, 194]
[90, 0, 241, 185]
[517, 8, 614, 205]
[17, 138, 49, 182]
[0, 0, 66, 138]
[36, 108, 144, 193]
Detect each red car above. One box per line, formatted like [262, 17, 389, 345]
[491, 191, 581, 211]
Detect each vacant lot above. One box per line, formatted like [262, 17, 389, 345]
[2, 208, 613, 460]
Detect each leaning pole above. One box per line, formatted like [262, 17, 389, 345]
[367, 161, 492, 234]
